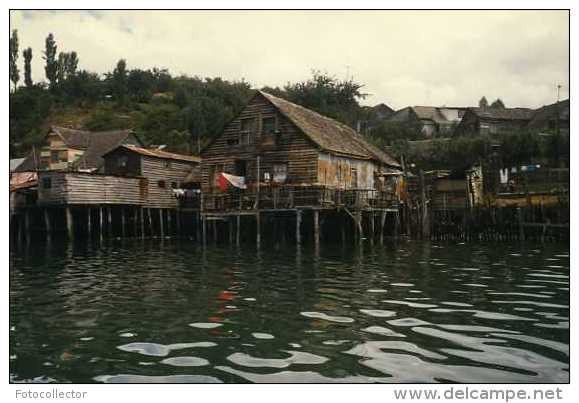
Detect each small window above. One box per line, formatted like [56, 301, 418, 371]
[42, 177, 52, 189]
[50, 151, 59, 163]
[351, 167, 358, 188]
[158, 180, 166, 188]
[262, 117, 276, 135]
[118, 155, 129, 168]
[227, 138, 239, 146]
[171, 181, 178, 189]
[164, 160, 172, 168]
[240, 118, 257, 145]
[273, 163, 288, 183]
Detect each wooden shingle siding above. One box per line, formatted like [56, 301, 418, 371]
[202, 94, 320, 192]
[141, 157, 194, 208]
[37, 171, 145, 206]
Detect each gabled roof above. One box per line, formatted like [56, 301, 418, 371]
[258, 91, 400, 168]
[527, 99, 570, 128]
[411, 106, 449, 124]
[107, 144, 200, 163]
[15, 126, 137, 172]
[469, 107, 535, 121]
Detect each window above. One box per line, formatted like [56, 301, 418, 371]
[50, 151, 59, 163]
[273, 163, 288, 183]
[171, 181, 178, 189]
[240, 118, 257, 144]
[118, 155, 129, 168]
[164, 160, 172, 168]
[42, 177, 52, 189]
[158, 180, 166, 188]
[351, 167, 358, 188]
[227, 138, 239, 147]
[262, 117, 276, 135]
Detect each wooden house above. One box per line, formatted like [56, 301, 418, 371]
[102, 144, 200, 209]
[15, 126, 141, 173]
[201, 90, 401, 212]
[455, 106, 534, 135]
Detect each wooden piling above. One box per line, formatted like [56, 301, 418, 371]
[44, 208, 52, 243]
[167, 210, 172, 238]
[107, 207, 113, 237]
[517, 207, 525, 241]
[140, 207, 145, 239]
[296, 209, 302, 247]
[24, 209, 31, 243]
[99, 207, 104, 242]
[357, 211, 363, 245]
[159, 209, 165, 238]
[66, 206, 74, 240]
[202, 215, 207, 247]
[176, 210, 181, 237]
[380, 210, 386, 244]
[87, 208, 92, 240]
[313, 210, 320, 251]
[256, 212, 261, 248]
[370, 211, 375, 245]
[121, 207, 126, 238]
[147, 208, 153, 237]
[236, 215, 241, 246]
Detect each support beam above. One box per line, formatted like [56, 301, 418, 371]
[121, 207, 126, 238]
[380, 210, 386, 245]
[176, 210, 181, 237]
[133, 208, 138, 238]
[159, 209, 165, 238]
[44, 208, 52, 243]
[229, 217, 234, 244]
[313, 210, 320, 252]
[370, 211, 375, 246]
[107, 207, 113, 238]
[66, 206, 74, 240]
[236, 215, 241, 247]
[24, 209, 31, 243]
[147, 208, 153, 237]
[167, 210, 172, 237]
[202, 215, 207, 247]
[140, 207, 145, 239]
[99, 207, 104, 242]
[296, 209, 302, 247]
[357, 211, 363, 245]
[256, 212, 261, 248]
[87, 208, 92, 240]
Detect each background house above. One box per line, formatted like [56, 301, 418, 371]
[455, 106, 535, 135]
[15, 126, 142, 173]
[388, 106, 466, 137]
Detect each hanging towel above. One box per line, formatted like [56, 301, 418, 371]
[218, 172, 247, 192]
[499, 168, 509, 184]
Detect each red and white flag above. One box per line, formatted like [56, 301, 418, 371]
[217, 172, 247, 192]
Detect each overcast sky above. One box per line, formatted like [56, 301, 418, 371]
[10, 10, 569, 109]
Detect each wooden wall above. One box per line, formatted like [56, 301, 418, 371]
[201, 94, 319, 193]
[140, 156, 196, 208]
[37, 171, 146, 206]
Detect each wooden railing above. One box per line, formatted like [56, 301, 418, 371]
[201, 185, 399, 212]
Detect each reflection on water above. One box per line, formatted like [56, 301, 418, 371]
[9, 240, 569, 383]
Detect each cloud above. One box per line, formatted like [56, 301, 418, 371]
[9, 10, 569, 109]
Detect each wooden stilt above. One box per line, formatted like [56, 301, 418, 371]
[167, 210, 172, 237]
[140, 207, 145, 239]
[44, 208, 52, 243]
[121, 207, 126, 238]
[24, 209, 31, 243]
[99, 207, 104, 242]
[229, 217, 234, 244]
[87, 208, 92, 240]
[341, 214, 346, 246]
[159, 209, 165, 238]
[66, 206, 74, 240]
[357, 211, 363, 245]
[313, 210, 320, 252]
[176, 210, 181, 237]
[380, 210, 386, 245]
[107, 207, 113, 237]
[256, 212, 261, 248]
[17, 213, 24, 245]
[196, 212, 201, 242]
[296, 209, 302, 247]
[202, 215, 207, 247]
[147, 208, 153, 237]
[236, 215, 241, 246]
[370, 211, 375, 246]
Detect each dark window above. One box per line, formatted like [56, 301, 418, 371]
[171, 181, 178, 189]
[118, 155, 128, 168]
[240, 118, 257, 144]
[42, 177, 52, 189]
[164, 160, 172, 168]
[50, 151, 59, 163]
[234, 160, 247, 177]
[262, 117, 276, 135]
[227, 138, 239, 146]
[158, 180, 166, 188]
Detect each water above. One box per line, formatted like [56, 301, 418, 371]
[10, 240, 569, 383]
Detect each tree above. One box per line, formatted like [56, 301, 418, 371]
[23, 47, 33, 87]
[9, 30, 20, 91]
[67, 51, 79, 76]
[57, 52, 69, 83]
[490, 98, 505, 109]
[43, 33, 58, 89]
[111, 59, 128, 104]
[478, 96, 488, 109]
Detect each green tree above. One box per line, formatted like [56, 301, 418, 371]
[490, 98, 505, 109]
[43, 33, 58, 89]
[22, 47, 33, 87]
[9, 29, 20, 91]
[111, 59, 128, 104]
